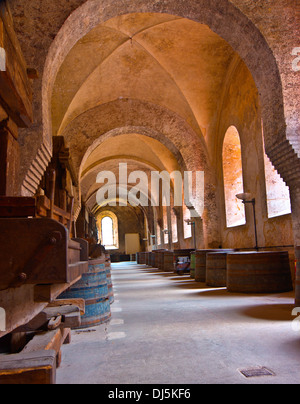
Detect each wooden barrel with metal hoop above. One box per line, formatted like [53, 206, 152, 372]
[153, 249, 167, 269]
[162, 251, 175, 272]
[206, 252, 231, 287]
[60, 257, 111, 328]
[194, 250, 232, 282]
[145, 252, 150, 266]
[227, 251, 293, 294]
[150, 252, 155, 268]
[139, 252, 146, 265]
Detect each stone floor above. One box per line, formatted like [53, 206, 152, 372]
[57, 262, 300, 384]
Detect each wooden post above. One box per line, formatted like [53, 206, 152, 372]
[48, 169, 56, 220]
[0, 118, 19, 196]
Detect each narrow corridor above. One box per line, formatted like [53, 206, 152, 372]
[57, 262, 300, 384]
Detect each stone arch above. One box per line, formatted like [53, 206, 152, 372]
[60, 99, 209, 177]
[64, 100, 218, 245]
[17, 0, 294, 205]
[42, 0, 287, 159]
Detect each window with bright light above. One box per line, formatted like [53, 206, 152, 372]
[183, 205, 192, 239]
[171, 209, 178, 243]
[223, 126, 246, 228]
[101, 216, 114, 246]
[97, 211, 119, 249]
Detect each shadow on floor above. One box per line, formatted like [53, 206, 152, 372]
[130, 265, 297, 322]
[241, 304, 296, 322]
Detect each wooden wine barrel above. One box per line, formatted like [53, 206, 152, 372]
[156, 251, 163, 270]
[150, 252, 155, 268]
[295, 247, 300, 306]
[227, 251, 293, 294]
[163, 251, 175, 272]
[139, 252, 146, 265]
[206, 252, 230, 287]
[60, 258, 111, 328]
[194, 250, 231, 282]
[145, 252, 150, 266]
[136, 252, 141, 264]
[153, 249, 168, 269]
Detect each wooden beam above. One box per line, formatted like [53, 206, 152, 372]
[0, 196, 36, 217]
[48, 298, 85, 315]
[0, 350, 57, 384]
[34, 275, 82, 303]
[0, 2, 33, 127]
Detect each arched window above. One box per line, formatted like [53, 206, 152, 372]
[223, 126, 246, 228]
[97, 211, 119, 249]
[171, 208, 178, 244]
[156, 221, 161, 246]
[183, 204, 192, 239]
[101, 216, 114, 246]
[163, 206, 169, 244]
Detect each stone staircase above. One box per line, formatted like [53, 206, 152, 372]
[267, 139, 300, 189]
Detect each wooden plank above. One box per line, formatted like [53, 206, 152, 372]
[0, 350, 56, 384]
[68, 261, 89, 283]
[13, 311, 48, 333]
[0, 3, 33, 127]
[22, 329, 63, 355]
[36, 195, 72, 222]
[68, 239, 82, 265]
[0, 196, 36, 217]
[62, 328, 71, 345]
[6, 326, 72, 376]
[72, 238, 89, 262]
[14, 305, 81, 332]
[34, 275, 82, 303]
[48, 298, 85, 315]
[44, 306, 81, 329]
[61, 311, 81, 329]
[20, 327, 72, 371]
[0, 119, 20, 196]
[43, 305, 80, 318]
[0, 218, 71, 288]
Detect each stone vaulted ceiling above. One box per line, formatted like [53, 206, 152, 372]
[51, 13, 237, 207]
